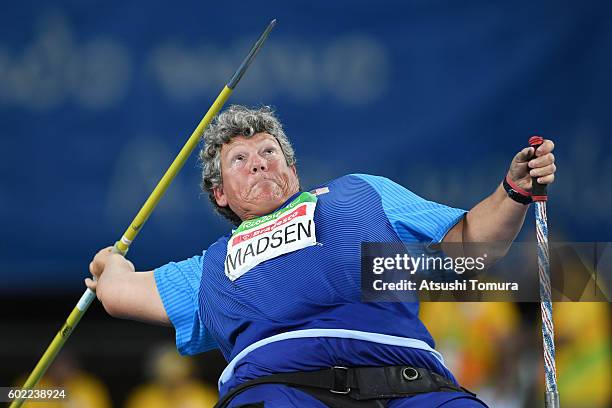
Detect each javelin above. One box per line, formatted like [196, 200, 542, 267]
[9, 19, 277, 408]
[529, 136, 560, 408]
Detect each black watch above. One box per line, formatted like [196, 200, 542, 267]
[503, 176, 532, 205]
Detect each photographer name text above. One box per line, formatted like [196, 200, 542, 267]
[372, 279, 519, 292]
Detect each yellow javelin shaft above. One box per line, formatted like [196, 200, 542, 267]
[10, 87, 232, 408]
[114, 85, 232, 254]
[10, 19, 276, 408]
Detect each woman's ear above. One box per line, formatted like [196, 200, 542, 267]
[213, 185, 228, 207]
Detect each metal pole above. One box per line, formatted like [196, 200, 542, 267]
[529, 135, 560, 408]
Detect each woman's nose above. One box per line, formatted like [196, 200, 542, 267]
[250, 155, 268, 173]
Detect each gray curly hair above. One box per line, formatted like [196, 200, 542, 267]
[199, 105, 297, 225]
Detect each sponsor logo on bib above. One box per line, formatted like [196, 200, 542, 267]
[225, 192, 318, 281]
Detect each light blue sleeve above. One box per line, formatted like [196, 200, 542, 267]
[354, 174, 467, 243]
[154, 252, 218, 355]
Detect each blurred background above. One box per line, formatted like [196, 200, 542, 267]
[0, 0, 610, 407]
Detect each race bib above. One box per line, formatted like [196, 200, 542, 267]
[225, 192, 318, 281]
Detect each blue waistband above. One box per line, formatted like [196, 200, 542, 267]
[219, 334, 455, 396]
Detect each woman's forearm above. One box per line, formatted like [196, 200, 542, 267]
[443, 184, 529, 261]
[87, 247, 170, 326]
[463, 184, 528, 244]
[101, 270, 170, 326]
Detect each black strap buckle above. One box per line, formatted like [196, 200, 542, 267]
[330, 366, 350, 394]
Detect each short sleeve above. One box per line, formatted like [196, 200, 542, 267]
[354, 174, 466, 243]
[154, 252, 218, 355]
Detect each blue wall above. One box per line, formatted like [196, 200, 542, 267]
[1, 1, 611, 293]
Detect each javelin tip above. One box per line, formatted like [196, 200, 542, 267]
[227, 19, 277, 89]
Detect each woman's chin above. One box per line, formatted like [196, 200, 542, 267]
[250, 184, 282, 200]
[254, 194, 283, 207]
[246, 191, 285, 211]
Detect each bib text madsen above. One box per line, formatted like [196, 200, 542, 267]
[225, 218, 313, 273]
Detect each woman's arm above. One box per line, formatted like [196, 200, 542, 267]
[85, 247, 170, 326]
[443, 139, 556, 259]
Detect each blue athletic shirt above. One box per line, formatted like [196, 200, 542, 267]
[154, 174, 467, 395]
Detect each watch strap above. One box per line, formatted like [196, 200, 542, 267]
[503, 175, 533, 205]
